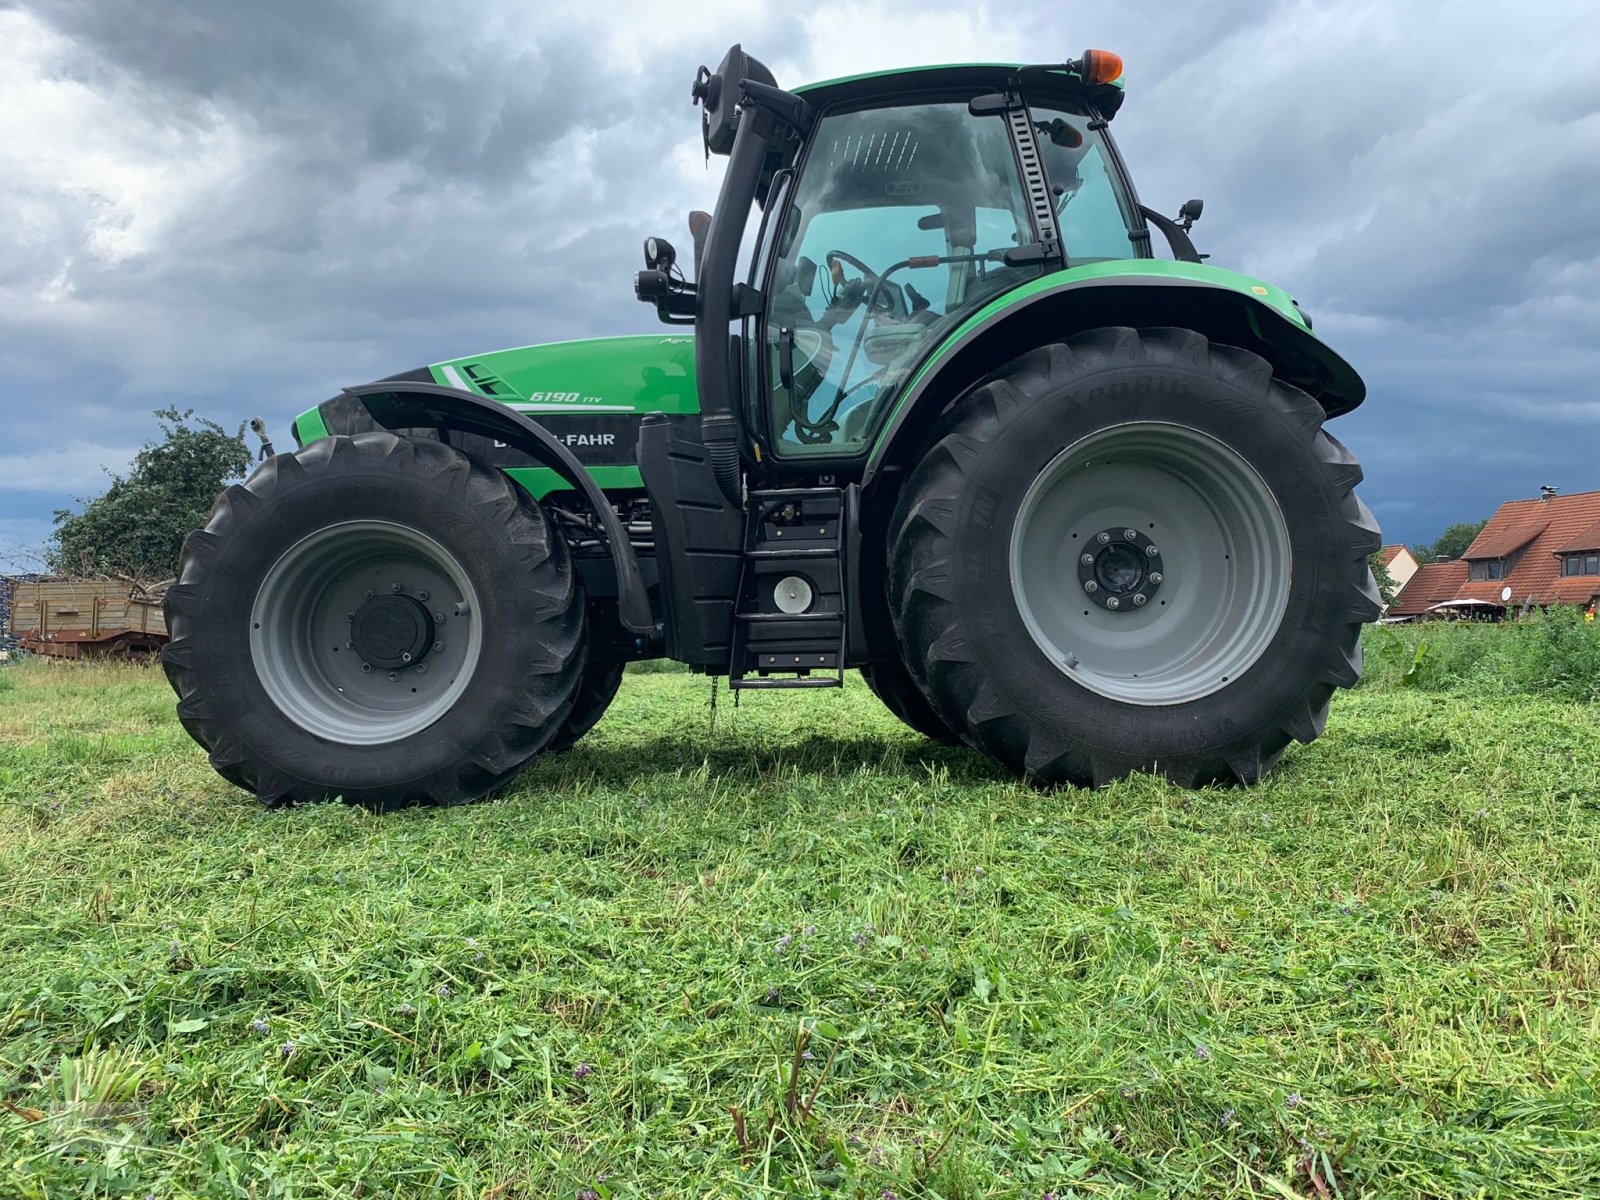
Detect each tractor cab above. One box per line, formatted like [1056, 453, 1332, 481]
[638, 48, 1164, 472]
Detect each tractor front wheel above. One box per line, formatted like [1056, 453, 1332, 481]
[887, 327, 1380, 788]
[163, 432, 586, 807]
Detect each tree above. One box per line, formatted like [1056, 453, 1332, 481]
[1412, 519, 1488, 565]
[1369, 549, 1399, 608]
[48, 408, 251, 580]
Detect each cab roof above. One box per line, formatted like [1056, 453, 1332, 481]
[793, 62, 1126, 119]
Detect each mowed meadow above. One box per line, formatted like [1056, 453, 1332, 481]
[1, 621, 1598, 1198]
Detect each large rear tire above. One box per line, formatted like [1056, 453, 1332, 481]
[887, 327, 1380, 788]
[163, 433, 586, 807]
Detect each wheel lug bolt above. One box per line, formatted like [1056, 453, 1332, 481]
[346, 640, 354, 650]
[1123, 528, 1139, 541]
[1084, 580, 1099, 593]
[418, 590, 430, 601]
[401, 651, 412, 663]
[363, 590, 374, 600]
[433, 641, 444, 652]
[346, 612, 355, 622]
[1146, 545, 1160, 557]
[1132, 593, 1148, 607]
[388, 672, 398, 681]
[1106, 596, 1121, 610]
[1149, 571, 1163, 584]
[1080, 553, 1094, 566]
[416, 664, 427, 674]
[361, 663, 372, 673]
[1097, 531, 1112, 544]
[391, 582, 402, 593]
[434, 612, 446, 623]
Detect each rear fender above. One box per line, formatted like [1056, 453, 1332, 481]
[863, 274, 1365, 489]
[295, 383, 656, 637]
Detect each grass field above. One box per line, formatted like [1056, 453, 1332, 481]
[1, 627, 1599, 1198]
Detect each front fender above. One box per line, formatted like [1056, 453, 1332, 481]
[863, 263, 1364, 488]
[293, 382, 655, 637]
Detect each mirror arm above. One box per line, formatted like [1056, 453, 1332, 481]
[1138, 205, 1204, 264]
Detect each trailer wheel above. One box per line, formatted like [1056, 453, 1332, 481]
[887, 326, 1380, 788]
[163, 432, 585, 807]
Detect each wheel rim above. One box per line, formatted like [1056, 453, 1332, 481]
[249, 520, 483, 744]
[1009, 421, 1291, 705]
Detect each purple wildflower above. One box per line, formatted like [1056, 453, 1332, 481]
[764, 986, 780, 1003]
[574, 1062, 593, 1079]
[1195, 1044, 1211, 1061]
[578, 1190, 598, 1200]
[279, 1040, 295, 1058]
[801, 1049, 814, 1061]
[804, 925, 817, 936]
[1285, 1092, 1301, 1108]
[1220, 1106, 1236, 1128]
[394, 1002, 417, 1016]
[852, 931, 870, 949]
[774, 934, 792, 953]
[435, 984, 452, 999]
[250, 1018, 271, 1035]
[881, 1191, 899, 1200]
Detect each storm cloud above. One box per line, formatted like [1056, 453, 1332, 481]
[1, 0, 1597, 557]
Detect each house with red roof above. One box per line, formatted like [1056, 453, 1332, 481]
[1376, 544, 1419, 596]
[1389, 489, 1600, 621]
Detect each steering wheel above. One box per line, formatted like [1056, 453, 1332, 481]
[822, 249, 901, 316]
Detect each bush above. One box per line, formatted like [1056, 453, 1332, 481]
[1360, 611, 1600, 701]
[1509, 603, 1600, 702]
[48, 408, 251, 580]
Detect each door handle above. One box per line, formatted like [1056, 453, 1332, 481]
[778, 325, 795, 389]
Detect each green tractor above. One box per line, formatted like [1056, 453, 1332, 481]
[164, 45, 1380, 807]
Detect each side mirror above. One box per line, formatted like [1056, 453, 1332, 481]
[643, 236, 677, 273]
[687, 211, 711, 275]
[1177, 198, 1204, 231]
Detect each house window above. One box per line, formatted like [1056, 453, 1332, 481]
[1468, 559, 1504, 581]
[1565, 554, 1600, 576]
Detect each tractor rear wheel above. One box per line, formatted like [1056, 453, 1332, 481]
[887, 327, 1380, 788]
[861, 658, 961, 745]
[163, 432, 586, 807]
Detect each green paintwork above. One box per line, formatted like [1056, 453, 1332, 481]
[870, 259, 1316, 463]
[427, 334, 698, 415]
[293, 405, 330, 445]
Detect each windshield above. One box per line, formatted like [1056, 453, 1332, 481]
[1029, 99, 1142, 264]
[758, 100, 1043, 457]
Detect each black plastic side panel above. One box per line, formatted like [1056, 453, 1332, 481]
[638, 415, 743, 668]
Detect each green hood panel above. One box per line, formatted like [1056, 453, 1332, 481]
[427, 334, 699, 415]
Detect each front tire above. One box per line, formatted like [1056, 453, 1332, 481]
[887, 327, 1380, 788]
[163, 433, 586, 807]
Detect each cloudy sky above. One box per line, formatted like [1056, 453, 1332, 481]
[2, 0, 1597, 560]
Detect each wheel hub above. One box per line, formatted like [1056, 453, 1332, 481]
[351, 593, 436, 669]
[1078, 527, 1164, 611]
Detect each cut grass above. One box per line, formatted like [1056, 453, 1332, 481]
[1, 635, 1598, 1198]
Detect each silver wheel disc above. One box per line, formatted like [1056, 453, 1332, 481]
[1009, 421, 1291, 705]
[249, 520, 483, 744]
